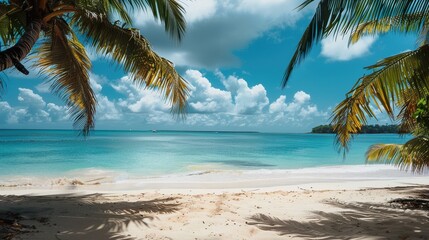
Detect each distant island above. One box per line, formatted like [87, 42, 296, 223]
[311, 124, 401, 134]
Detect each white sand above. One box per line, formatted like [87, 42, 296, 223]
[1, 165, 429, 239]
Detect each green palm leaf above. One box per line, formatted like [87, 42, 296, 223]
[74, 0, 132, 24]
[396, 89, 421, 133]
[331, 44, 429, 152]
[126, 0, 186, 40]
[37, 18, 95, 135]
[72, 10, 188, 115]
[0, 0, 188, 133]
[366, 136, 429, 173]
[351, 13, 429, 44]
[0, 3, 26, 46]
[284, 0, 429, 85]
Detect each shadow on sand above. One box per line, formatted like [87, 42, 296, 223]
[0, 194, 181, 240]
[248, 186, 429, 239]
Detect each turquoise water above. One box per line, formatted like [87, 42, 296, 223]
[0, 129, 410, 177]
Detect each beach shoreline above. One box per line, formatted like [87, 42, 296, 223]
[1, 165, 429, 239]
[1, 164, 428, 194]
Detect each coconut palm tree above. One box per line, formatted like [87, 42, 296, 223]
[284, 0, 429, 171]
[0, 0, 188, 134]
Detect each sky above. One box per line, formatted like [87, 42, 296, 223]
[0, 0, 418, 133]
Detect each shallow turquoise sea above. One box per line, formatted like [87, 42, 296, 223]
[0, 129, 410, 177]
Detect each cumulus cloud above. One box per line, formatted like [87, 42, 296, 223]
[293, 91, 311, 104]
[233, 79, 269, 115]
[133, 0, 307, 69]
[106, 69, 327, 130]
[1, 70, 328, 132]
[321, 33, 377, 61]
[0, 76, 121, 126]
[0, 88, 62, 124]
[185, 70, 234, 113]
[0, 101, 18, 124]
[112, 76, 170, 113]
[89, 73, 122, 120]
[18, 88, 46, 109]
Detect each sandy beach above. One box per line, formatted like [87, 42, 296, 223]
[1, 166, 429, 239]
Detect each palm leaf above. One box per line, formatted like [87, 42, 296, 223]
[366, 136, 429, 173]
[351, 13, 429, 44]
[0, 3, 26, 46]
[74, 0, 132, 24]
[75, 0, 187, 39]
[72, 10, 188, 115]
[331, 44, 429, 152]
[284, 0, 429, 85]
[124, 0, 186, 40]
[0, 74, 4, 96]
[282, 0, 353, 87]
[396, 89, 421, 133]
[36, 18, 95, 135]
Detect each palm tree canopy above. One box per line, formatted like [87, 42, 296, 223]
[0, 0, 188, 135]
[283, 0, 429, 87]
[286, 0, 429, 171]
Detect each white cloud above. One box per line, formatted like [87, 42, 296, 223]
[269, 95, 287, 114]
[234, 80, 269, 115]
[97, 95, 122, 120]
[4, 88, 51, 123]
[1, 70, 329, 132]
[106, 69, 327, 130]
[183, 0, 218, 23]
[321, 33, 377, 61]
[111, 76, 170, 113]
[0, 101, 17, 124]
[134, 0, 308, 69]
[185, 69, 233, 113]
[89, 73, 122, 120]
[18, 88, 46, 109]
[35, 82, 50, 93]
[293, 91, 310, 104]
[46, 103, 69, 121]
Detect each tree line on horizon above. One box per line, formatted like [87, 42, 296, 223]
[311, 124, 403, 134]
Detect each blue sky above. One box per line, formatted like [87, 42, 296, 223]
[0, 0, 417, 132]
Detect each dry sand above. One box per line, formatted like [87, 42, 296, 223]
[1, 167, 429, 239]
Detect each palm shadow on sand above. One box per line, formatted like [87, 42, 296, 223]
[0, 194, 181, 240]
[248, 186, 429, 239]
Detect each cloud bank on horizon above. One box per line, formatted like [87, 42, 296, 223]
[0, 69, 327, 131]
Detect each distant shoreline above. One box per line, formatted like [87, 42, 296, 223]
[311, 124, 403, 134]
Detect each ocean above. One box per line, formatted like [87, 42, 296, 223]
[0, 129, 411, 179]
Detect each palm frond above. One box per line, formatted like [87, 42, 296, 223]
[123, 0, 186, 40]
[284, 0, 429, 85]
[72, 10, 188, 115]
[0, 3, 26, 46]
[0, 74, 4, 96]
[396, 89, 420, 133]
[366, 136, 429, 173]
[366, 143, 403, 165]
[350, 13, 429, 44]
[331, 44, 429, 152]
[36, 18, 95, 135]
[74, 0, 132, 24]
[283, 0, 353, 87]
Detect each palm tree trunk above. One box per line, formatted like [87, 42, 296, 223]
[0, 19, 42, 72]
